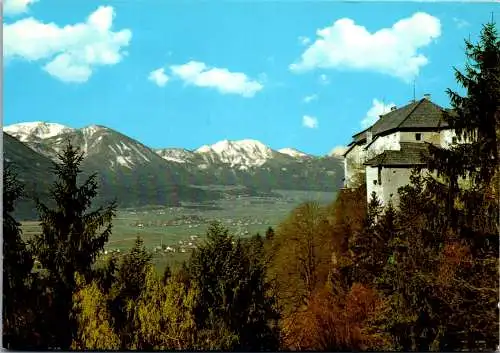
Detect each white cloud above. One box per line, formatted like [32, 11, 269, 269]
[319, 74, 330, 85]
[3, 0, 38, 16]
[148, 68, 169, 87]
[298, 36, 311, 46]
[170, 61, 263, 97]
[361, 98, 396, 128]
[290, 12, 441, 82]
[3, 6, 132, 83]
[329, 145, 347, 157]
[302, 115, 318, 129]
[303, 94, 318, 103]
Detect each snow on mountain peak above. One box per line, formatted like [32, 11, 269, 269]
[81, 124, 108, 136]
[4, 121, 74, 142]
[278, 148, 308, 158]
[155, 148, 195, 164]
[195, 139, 273, 168]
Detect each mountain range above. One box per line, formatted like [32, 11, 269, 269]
[3, 122, 344, 220]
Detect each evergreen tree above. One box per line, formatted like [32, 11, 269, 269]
[189, 221, 280, 351]
[348, 192, 398, 286]
[2, 164, 35, 349]
[265, 226, 275, 241]
[114, 236, 152, 300]
[427, 21, 500, 224]
[424, 21, 499, 350]
[109, 236, 152, 349]
[30, 142, 117, 349]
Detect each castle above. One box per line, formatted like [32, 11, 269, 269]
[343, 94, 458, 207]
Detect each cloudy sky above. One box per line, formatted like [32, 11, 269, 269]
[3, 0, 497, 155]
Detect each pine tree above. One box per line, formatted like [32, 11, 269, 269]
[349, 192, 396, 286]
[30, 142, 117, 349]
[188, 221, 280, 350]
[424, 21, 499, 350]
[2, 164, 35, 349]
[265, 226, 275, 241]
[427, 21, 500, 225]
[109, 236, 152, 349]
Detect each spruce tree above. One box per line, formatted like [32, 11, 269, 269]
[378, 21, 500, 351]
[30, 142, 116, 349]
[109, 236, 152, 349]
[2, 164, 34, 349]
[427, 21, 500, 225]
[189, 221, 280, 350]
[427, 21, 499, 350]
[265, 226, 275, 241]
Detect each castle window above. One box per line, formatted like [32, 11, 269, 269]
[377, 166, 382, 186]
[452, 137, 457, 144]
[415, 133, 422, 141]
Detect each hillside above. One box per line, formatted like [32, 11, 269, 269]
[4, 122, 344, 219]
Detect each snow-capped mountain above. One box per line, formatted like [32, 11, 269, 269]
[30, 124, 178, 172]
[278, 148, 309, 158]
[195, 139, 277, 170]
[4, 122, 75, 142]
[4, 121, 344, 217]
[155, 148, 198, 164]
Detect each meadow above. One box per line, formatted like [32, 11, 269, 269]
[21, 189, 337, 270]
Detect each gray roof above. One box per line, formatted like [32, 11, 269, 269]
[348, 98, 450, 148]
[364, 142, 430, 167]
[371, 98, 449, 135]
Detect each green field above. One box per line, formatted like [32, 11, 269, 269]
[21, 189, 337, 270]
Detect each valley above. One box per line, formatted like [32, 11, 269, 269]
[21, 187, 337, 270]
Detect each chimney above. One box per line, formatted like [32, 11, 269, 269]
[423, 93, 431, 100]
[366, 131, 373, 143]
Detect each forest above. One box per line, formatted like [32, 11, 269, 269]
[3, 22, 499, 351]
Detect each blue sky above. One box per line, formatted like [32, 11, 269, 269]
[3, 0, 498, 156]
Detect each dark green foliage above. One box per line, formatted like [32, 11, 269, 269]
[93, 253, 119, 295]
[28, 142, 117, 349]
[109, 236, 152, 349]
[423, 22, 500, 350]
[348, 192, 396, 286]
[427, 21, 500, 222]
[114, 236, 152, 300]
[189, 221, 280, 351]
[265, 226, 275, 241]
[2, 164, 35, 349]
[370, 23, 499, 350]
[162, 264, 172, 285]
[433, 22, 499, 186]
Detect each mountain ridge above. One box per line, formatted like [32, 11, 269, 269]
[3, 122, 344, 219]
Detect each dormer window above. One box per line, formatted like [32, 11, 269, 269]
[415, 133, 422, 141]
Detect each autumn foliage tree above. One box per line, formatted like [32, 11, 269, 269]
[267, 202, 334, 317]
